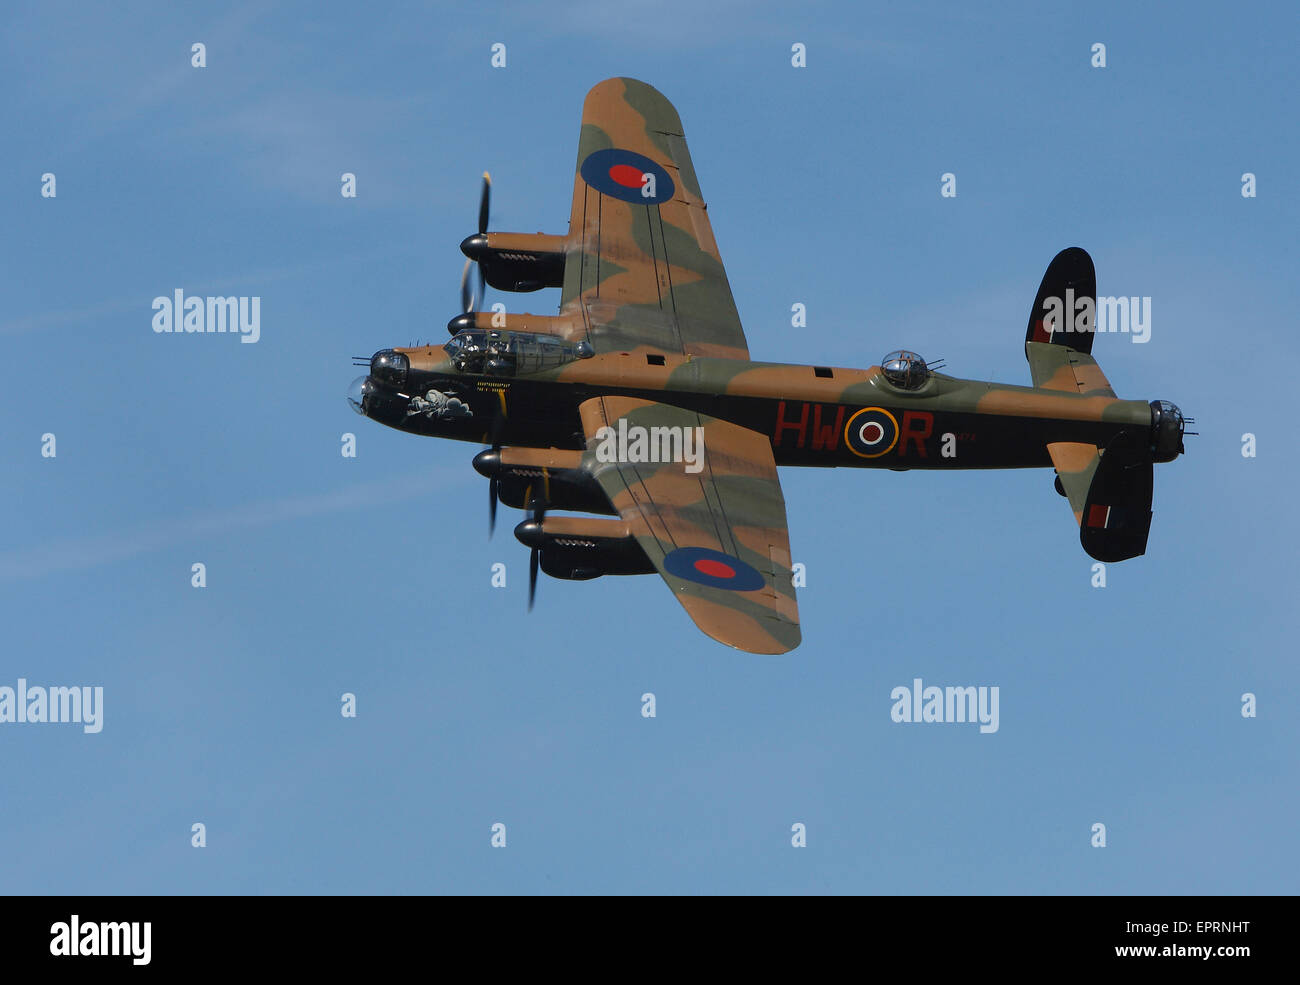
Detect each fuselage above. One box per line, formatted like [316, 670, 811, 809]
[350, 340, 1156, 471]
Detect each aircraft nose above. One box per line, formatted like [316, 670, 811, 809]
[347, 375, 372, 415]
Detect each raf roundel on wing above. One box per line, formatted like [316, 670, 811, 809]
[662, 547, 765, 592]
[580, 148, 675, 204]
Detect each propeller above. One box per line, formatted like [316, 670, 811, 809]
[459, 258, 484, 314]
[528, 536, 540, 611]
[477, 170, 491, 235]
[459, 172, 491, 314]
[471, 445, 503, 536]
[526, 498, 545, 611]
[471, 418, 508, 538]
[486, 414, 505, 536]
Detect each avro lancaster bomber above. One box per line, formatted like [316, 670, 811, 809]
[348, 77, 1187, 654]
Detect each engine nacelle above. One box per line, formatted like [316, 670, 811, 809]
[474, 448, 615, 515]
[514, 516, 654, 580]
[461, 233, 567, 292]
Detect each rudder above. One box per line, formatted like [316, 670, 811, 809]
[1025, 247, 1097, 355]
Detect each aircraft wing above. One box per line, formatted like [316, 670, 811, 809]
[561, 77, 750, 360]
[578, 395, 800, 654]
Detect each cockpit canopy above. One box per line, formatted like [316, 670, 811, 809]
[444, 329, 593, 377]
[880, 350, 930, 390]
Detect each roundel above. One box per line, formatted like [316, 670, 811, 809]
[844, 407, 899, 458]
[662, 547, 765, 591]
[579, 148, 675, 204]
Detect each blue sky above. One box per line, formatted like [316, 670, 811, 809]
[2, 0, 1295, 894]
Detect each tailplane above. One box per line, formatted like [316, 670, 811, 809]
[1024, 247, 1177, 562]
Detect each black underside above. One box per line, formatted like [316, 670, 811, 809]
[373, 370, 1131, 471]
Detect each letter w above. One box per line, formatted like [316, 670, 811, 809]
[810, 405, 845, 450]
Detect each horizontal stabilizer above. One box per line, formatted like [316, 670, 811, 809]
[1026, 341, 1115, 398]
[1046, 441, 1101, 523]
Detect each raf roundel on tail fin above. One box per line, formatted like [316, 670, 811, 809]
[1026, 247, 1097, 355]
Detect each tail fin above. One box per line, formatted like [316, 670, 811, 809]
[1027, 248, 1154, 561]
[1048, 434, 1153, 562]
[1026, 246, 1096, 353]
[1025, 248, 1115, 397]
